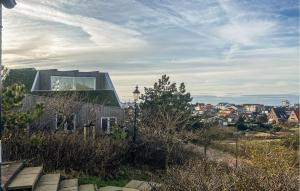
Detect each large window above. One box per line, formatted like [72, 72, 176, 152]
[51, 76, 96, 91]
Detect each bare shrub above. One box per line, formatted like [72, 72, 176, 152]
[3, 132, 130, 178]
[31, 93, 84, 130]
[161, 158, 299, 191]
[133, 131, 197, 169]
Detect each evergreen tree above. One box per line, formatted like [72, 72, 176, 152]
[2, 84, 44, 132]
[236, 116, 247, 131]
[140, 74, 193, 129]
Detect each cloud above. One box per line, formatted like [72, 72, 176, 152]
[2, 0, 298, 99]
[219, 20, 276, 45]
[6, 1, 146, 50]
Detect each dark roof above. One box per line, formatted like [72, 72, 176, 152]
[3, 68, 121, 108]
[243, 104, 263, 106]
[3, 68, 37, 92]
[273, 107, 288, 119]
[292, 108, 300, 119]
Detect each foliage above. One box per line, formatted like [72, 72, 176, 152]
[236, 116, 247, 131]
[4, 132, 130, 178]
[161, 158, 298, 191]
[3, 130, 195, 178]
[193, 126, 233, 157]
[79, 167, 154, 188]
[2, 84, 44, 131]
[140, 74, 193, 129]
[139, 75, 194, 170]
[257, 113, 268, 123]
[134, 131, 197, 169]
[2, 68, 37, 93]
[110, 126, 128, 140]
[79, 176, 130, 188]
[242, 141, 299, 185]
[272, 124, 283, 132]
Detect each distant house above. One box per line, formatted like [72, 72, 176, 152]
[216, 102, 230, 110]
[294, 103, 300, 108]
[281, 100, 290, 108]
[205, 104, 214, 110]
[243, 104, 264, 113]
[194, 103, 205, 111]
[268, 107, 288, 124]
[3, 68, 124, 132]
[262, 106, 273, 115]
[217, 109, 234, 118]
[193, 103, 215, 115]
[288, 108, 300, 124]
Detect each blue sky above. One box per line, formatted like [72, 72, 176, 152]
[2, 0, 299, 100]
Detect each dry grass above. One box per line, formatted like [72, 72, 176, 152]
[161, 157, 299, 191]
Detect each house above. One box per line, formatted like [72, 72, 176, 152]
[262, 106, 273, 115]
[288, 108, 300, 124]
[205, 104, 214, 110]
[194, 103, 205, 111]
[281, 100, 290, 108]
[217, 108, 234, 118]
[268, 107, 288, 124]
[216, 102, 231, 110]
[243, 104, 264, 113]
[3, 68, 124, 132]
[193, 103, 215, 115]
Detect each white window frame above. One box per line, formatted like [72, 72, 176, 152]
[101, 117, 117, 133]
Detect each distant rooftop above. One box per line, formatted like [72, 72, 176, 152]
[273, 107, 288, 119]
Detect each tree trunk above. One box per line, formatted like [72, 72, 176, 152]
[165, 151, 169, 171]
[165, 143, 171, 171]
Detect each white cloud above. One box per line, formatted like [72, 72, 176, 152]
[219, 19, 276, 45]
[1, 0, 298, 99]
[5, 1, 146, 50]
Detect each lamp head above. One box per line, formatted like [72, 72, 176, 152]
[2, 0, 17, 9]
[133, 85, 140, 102]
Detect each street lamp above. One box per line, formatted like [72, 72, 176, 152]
[0, 1, 17, 190]
[133, 85, 140, 102]
[132, 85, 140, 143]
[1, 0, 16, 9]
[233, 131, 244, 168]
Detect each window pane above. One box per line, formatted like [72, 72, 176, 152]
[110, 118, 117, 127]
[102, 118, 108, 132]
[51, 76, 96, 91]
[74, 77, 95, 90]
[56, 114, 64, 129]
[51, 76, 74, 90]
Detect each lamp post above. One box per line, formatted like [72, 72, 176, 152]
[132, 85, 140, 143]
[233, 131, 243, 169]
[0, 1, 17, 190]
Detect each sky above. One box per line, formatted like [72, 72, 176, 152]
[2, 0, 299, 101]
